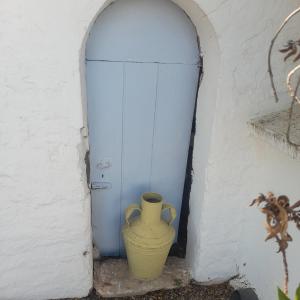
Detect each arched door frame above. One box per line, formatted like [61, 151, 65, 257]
[79, 0, 221, 278]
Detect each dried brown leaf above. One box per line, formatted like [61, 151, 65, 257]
[290, 200, 300, 209]
[284, 47, 297, 61]
[293, 52, 300, 62]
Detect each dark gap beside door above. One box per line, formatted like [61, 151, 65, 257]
[170, 62, 202, 258]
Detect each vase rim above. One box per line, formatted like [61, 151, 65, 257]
[141, 192, 163, 204]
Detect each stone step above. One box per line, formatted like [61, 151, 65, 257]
[94, 257, 190, 298]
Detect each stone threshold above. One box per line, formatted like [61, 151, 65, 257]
[248, 106, 300, 159]
[93, 257, 190, 298]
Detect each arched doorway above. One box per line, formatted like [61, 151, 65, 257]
[86, 0, 201, 256]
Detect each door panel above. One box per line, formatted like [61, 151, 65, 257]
[87, 61, 199, 256]
[120, 63, 158, 253]
[150, 64, 200, 239]
[86, 61, 123, 256]
[86, 0, 199, 64]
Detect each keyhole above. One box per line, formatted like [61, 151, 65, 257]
[101, 174, 104, 178]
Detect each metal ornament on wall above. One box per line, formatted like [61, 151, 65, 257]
[268, 6, 300, 147]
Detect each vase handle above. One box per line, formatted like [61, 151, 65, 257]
[125, 204, 141, 225]
[162, 203, 176, 226]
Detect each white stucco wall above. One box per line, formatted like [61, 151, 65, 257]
[0, 1, 300, 299]
[184, 2, 300, 300]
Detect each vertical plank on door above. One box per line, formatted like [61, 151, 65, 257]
[120, 63, 158, 254]
[86, 61, 123, 256]
[150, 64, 200, 240]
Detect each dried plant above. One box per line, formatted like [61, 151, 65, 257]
[250, 192, 300, 296]
[268, 7, 300, 147]
[279, 40, 300, 63]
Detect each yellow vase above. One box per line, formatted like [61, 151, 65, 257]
[122, 192, 176, 280]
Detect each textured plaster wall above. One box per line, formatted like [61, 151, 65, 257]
[0, 2, 94, 299]
[185, 1, 300, 300]
[0, 1, 300, 300]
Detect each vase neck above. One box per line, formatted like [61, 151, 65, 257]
[140, 199, 162, 225]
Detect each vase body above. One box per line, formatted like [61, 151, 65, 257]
[122, 192, 176, 280]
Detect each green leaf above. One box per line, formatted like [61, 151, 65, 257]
[278, 287, 290, 300]
[295, 285, 300, 300]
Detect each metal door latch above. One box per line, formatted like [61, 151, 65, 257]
[91, 181, 112, 190]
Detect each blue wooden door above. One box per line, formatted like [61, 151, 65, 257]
[86, 0, 200, 256]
